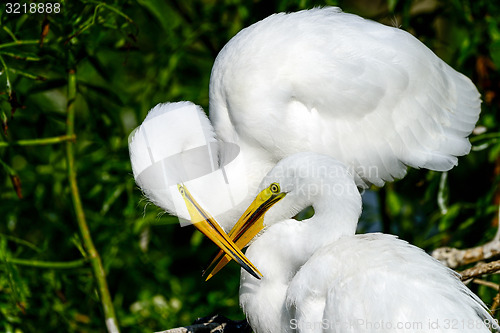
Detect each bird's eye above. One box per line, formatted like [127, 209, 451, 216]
[270, 183, 280, 193]
[178, 186, 185, 195]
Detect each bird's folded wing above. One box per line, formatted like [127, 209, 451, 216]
[210, 8, 480, 187]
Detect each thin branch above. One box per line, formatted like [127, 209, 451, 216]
[491, 293, 500, 314]
[7, 67, 46, 80]
[65, 68, 120, 333]
[0, 54, 12, 96]
[156, 323, 221, 333]
[0, 51, 41, 61]
[5, 257, 88, 269]
[66, 2, 138, 44]
[2, 26, 18, 41]
[432, 240, 500, 269]
[0, 158, 22, 197]
[89, 2, 134, 24]
[157, 315, 251, 333]
[0, 40, 39, 50]
[0, 134, 76, 148]
[432, 208, 500, 269]
[467, 277, 500, 314]
[471, 278, 500, 291]
[0, 233, 41, 252]
[460, 260, 500, 281]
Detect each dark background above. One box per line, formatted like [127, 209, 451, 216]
[1, 0, 499, 332]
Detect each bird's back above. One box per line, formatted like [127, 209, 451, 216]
[285, 233, 496, 332]
[209, 7, 480, 186]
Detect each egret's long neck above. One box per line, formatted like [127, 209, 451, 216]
[304, 181, 361, 250]
[240, 155, 362, 332]
[240, 162, 362, 331]
[257, 161, 363, 270]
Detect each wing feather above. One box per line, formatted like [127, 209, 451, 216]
[210, 7, 480, 186]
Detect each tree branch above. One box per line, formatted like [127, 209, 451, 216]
[5, 257, 88, 269]
[432, 239, 500, 269]
[470, 278, 500, 291]
[65, 68, 120, 333]
[0, 40, 39, 50]
[432, 208, 500, 269]
[156, 323, 221, 333]
[157, 315, 251, 333]
[0, 134, 76, 147]
[460, 260, 500, 281]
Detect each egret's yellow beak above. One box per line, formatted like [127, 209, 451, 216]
[177, 184, 262, 280]
[203, 182, 286, 280]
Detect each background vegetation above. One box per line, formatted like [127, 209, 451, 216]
[0, 0, 499, 332]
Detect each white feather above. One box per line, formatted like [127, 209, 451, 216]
[129, 6, 481, 230]
[239, 153, 496, 333]
[127, 8, 490, 332]
[210, 7, 480, 186]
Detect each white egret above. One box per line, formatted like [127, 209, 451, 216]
[128, 7, 488, 332]
[129, 103, 262, 279]
[212, 152, 497, 333]
[209, 7, 479, 189]
[130, 7, 480, 233]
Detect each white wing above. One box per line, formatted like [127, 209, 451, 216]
[210, 8, 480, 186]
[128, 102, 253, 228]
[286, 234, 496, 332]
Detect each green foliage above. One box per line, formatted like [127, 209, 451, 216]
[0, 0, 499, 332]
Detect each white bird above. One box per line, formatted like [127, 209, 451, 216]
[219, 152, 497, 333]
[209, 7, 479, 189]
[128, 6, 488, 332]
[130, 7, 480, 233]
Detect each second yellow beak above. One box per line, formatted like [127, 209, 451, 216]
[203, 182, 286, 280]
[178, 184, 264, 280]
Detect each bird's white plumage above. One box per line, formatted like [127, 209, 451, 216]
[129, 101, 259, 226]
[128, 7, 489, 333]
[130, 7, 481, 230]
[210, 7, 480, 186]
[129, 102, 218, 220]
[239, 152, 495, 333]
[129, 102, 216, 179]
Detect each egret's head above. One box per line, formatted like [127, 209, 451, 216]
[129, 101, 249, 228]
[177, 183, 262, 280]
[256, 152, 362, 226]
[202, 181, 286, 280]
[129, 102, 258, 278]
[203, 152, 361, 280]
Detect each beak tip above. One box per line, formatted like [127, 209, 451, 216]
[250, 270, 263, 280]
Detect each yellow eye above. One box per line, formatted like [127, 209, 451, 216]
[178, 185, 185, 195]
[270, 183, 280, 193]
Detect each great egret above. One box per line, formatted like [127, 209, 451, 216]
[209, 7, 480, 189]
[209, 152, 497, 333]
[128, 7, 487, 331]
[130, 7, 480, 233]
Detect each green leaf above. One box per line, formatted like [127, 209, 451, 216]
[388, 0, 399, 12]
